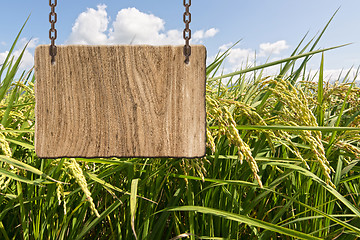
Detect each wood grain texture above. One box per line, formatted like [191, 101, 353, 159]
[34, 45, 206, 158]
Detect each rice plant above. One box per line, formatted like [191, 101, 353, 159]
[0, 12, 360, 240]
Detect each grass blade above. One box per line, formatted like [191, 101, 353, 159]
[326, 80, 355, 156]
[75, 200, 123, 240]
[209, 125, 360, 132]
[209, 44, 350, 82]
[0, 15, 30, 79]
[6, 137, 34, 150]
[317, 53, 325, 126]
[0, 221, 9, 240]
[163, 206, 322, 240]
[0, 155, 61, 183]
[1, 85, 18, 127]
[131, 178, 139, 240]
[265, 162, 360, 218]
[0, 167, 40, 185]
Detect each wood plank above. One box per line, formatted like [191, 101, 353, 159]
[34, 45, 206, 158]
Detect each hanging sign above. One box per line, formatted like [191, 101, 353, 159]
[34, 45, 206, 158]
[34, 0, 206, 158]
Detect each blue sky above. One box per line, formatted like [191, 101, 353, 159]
[1, 0, 360, 80]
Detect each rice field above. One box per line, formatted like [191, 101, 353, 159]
[0, 15, 360, 240]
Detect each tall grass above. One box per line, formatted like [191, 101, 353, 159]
[1, 13, 360, 239]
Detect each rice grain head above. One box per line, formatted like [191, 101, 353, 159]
[0, 124, 11, 157]
[65, 158, 100, 217]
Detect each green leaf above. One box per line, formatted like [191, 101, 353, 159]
[0, 15, 30, 79]
[5, 138, 34, 150]
[326, 80, 355, 156]
[75, 200, 123, 240]
[0, 102, 35, 110]
[316, 53, 324, 126]
[171, 173, 257, 188]
[163, 206, 321, 240]
[131, 178, 139, 240]
[1, 85, 18, 127]
[86, 172, 155, 203]
[264, 162, 360, 218]
[0, 221, 10, 240]
[78, 158, 134, 165]
[0, 167, 40, 185]
[208, 44, 350, 82]
[209, 125, 360, 132]
[0, 155, 61, 183]
[0, 130, 34, 133]
[0, 42, 29, 102]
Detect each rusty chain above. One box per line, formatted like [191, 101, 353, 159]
[183, 0, 191, 64]
[49, 0, 57, 64]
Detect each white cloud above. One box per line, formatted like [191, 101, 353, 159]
[259, 40, 289, 56]
[193, 28, 219, 43]
[0, 51, 9, 65]
[227, 48, 256, 65]
[204, 28, 219, 38]
[213, 40, 290, 74]
[17, 37, 39, 50]
[219, 42, 234, 51]
[66, 5, 218, 45]
[15, 49, 35, 71]
[109, 7, 165, 44]
[67, 4, 109, 45]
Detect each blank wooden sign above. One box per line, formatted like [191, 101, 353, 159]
[34, 45, 206, 158]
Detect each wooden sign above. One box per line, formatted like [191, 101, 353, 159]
[34, 45, 206, 158]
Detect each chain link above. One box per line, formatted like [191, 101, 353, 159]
[49, 0, 57, 64]
[183, 0, 191, 64]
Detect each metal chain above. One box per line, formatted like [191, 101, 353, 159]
[183, 0, 191, 64]
[49, 0, 57, 64]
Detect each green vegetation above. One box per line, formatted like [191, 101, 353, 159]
[1, 13, 360, 239]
